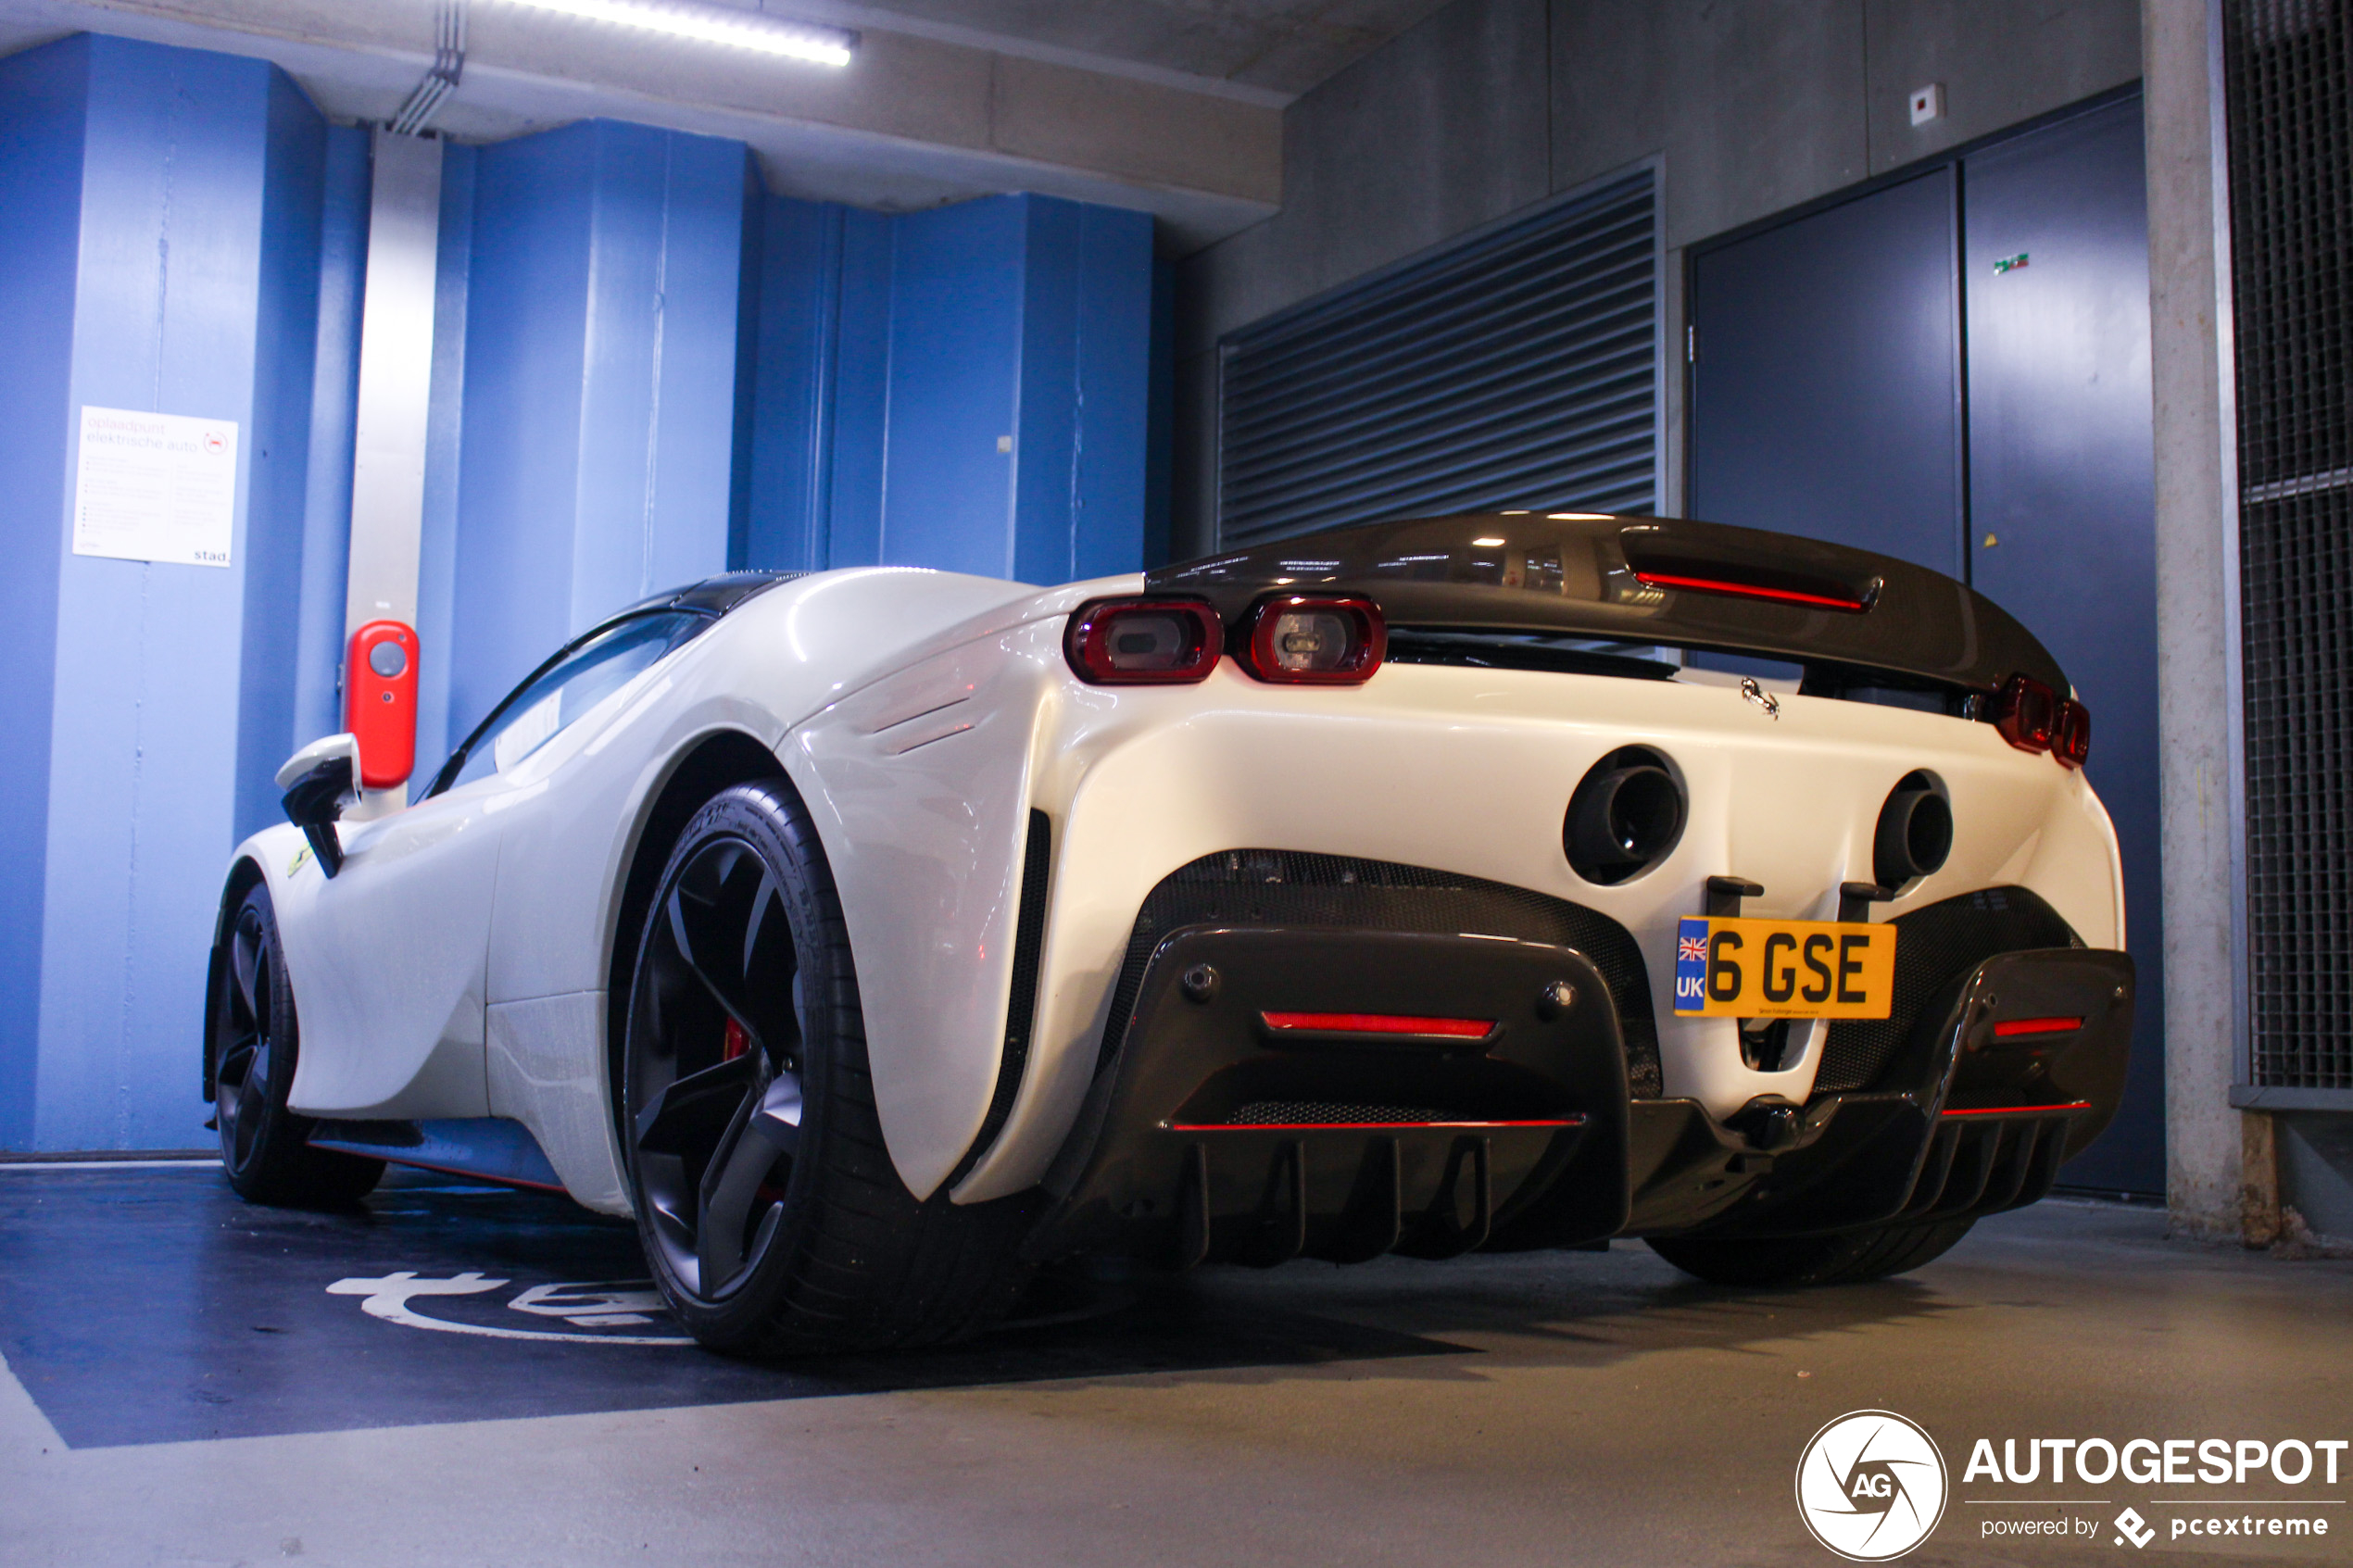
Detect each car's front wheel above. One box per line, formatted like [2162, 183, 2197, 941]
[1645, 1218, 1976, 1287]
[621, 778, 1035, 1355]
[211, 880, 384, 1206]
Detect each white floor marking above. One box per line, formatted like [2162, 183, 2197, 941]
[327, 1273, 693, 1346]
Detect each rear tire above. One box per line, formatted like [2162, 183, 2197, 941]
[1645, 1217, 1975, 1286]
[210, 880, 384, 1207]
[620, 778, 1036, 1356]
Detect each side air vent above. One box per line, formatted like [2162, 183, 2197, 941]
[944, 810, 1052, 1186]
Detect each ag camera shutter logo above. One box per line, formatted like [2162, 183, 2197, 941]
[1795, 1410, 1949, 1561]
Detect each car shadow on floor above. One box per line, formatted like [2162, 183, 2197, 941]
[0, 1162, 1953, 1449]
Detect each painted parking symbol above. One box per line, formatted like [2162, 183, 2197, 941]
[328, 1272, 692, 1346]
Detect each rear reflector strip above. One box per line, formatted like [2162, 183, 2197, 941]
[1940, 1100, 2093, 1118]
[1632, 571, 1869, 612]
[1991, 1016, 2084, 1039]
[1260, 1011, 1494, 1038]
[1170, 1117, 1584, 1133]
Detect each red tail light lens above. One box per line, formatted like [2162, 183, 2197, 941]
[1240, 595, 1386, 684]
[2053, 699, 2092, 770]
[1991, 674, 2057, 754]
[1064, 597, 1222, 684]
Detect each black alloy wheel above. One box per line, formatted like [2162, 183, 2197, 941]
[627, 826, 808, 1302]
[621, 778, 1038, 1356]
[212, 881, 383, 1205]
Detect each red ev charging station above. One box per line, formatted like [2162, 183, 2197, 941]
[345, 621, 420, 789]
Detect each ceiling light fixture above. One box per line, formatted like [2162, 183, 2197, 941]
[505, 0, 857, 67]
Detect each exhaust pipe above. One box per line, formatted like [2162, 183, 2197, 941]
[1566, 747, 1686, 885]
[1874, 772, 1952, 888]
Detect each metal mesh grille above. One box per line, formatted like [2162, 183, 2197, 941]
[1225, 1102, 1452, 1126]
[2224, 0, 2353, 1089]
[1216, 169, 1658, 548]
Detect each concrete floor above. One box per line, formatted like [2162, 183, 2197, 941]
[2, 1164, 2347, 1567]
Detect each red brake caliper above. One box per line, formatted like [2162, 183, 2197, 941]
[723, 1017, 749, 1062]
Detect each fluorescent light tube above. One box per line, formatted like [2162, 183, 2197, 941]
[504, 0, 857, 67]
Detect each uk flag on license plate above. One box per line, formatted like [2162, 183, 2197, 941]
[1673, 917, 1710, 1013]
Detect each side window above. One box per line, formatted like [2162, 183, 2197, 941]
[434, 611, 706, 795]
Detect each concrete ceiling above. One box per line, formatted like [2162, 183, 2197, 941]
[0, 0, 1453, 249]
[805, 0, 1460, 98]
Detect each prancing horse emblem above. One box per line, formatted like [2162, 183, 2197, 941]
[1740, 676, 1781, 721]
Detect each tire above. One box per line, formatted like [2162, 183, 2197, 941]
[1645, 1217, 1976, 1287]
[620, 779, 1037, 1356]
[211, 880, 384, 1206]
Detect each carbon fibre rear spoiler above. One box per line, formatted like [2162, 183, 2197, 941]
[1148, 514, 2066, 698]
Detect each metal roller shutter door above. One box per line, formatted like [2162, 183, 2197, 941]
[1218, 167, 1660, 549]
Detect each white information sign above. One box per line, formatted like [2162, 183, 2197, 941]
[71, 407, 238, 568]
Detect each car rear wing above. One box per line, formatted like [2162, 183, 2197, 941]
[1148, 514, 2067, 700]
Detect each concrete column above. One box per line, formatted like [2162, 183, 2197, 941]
[345, 130, 442, 643]
[0, 34, 326, 1150]
[2143, 0, 2264, 1240]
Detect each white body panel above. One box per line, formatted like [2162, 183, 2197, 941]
[946, 651, 2120, 1200]
[265, 799, 498, 1119]
[231, 566, 2127, 1220]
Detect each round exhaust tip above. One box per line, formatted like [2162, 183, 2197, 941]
[1565, 746, 1686, 885]
[1874, 771, 1953, 889]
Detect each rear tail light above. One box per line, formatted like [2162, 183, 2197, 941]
[1239, 595, 1386, 684]
[1064, 597, 1222, 684]
[2053, 698, 2092, 769]
[1991, 674, 2057, 754]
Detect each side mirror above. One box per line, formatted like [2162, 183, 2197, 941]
[276, 734, 361, 878]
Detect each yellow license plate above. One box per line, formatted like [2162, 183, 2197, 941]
[1671, 916, 1898, 1020]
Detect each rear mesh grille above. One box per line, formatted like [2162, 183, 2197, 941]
[1225, 1101, 1452, 1126]
[1816, 886, 2082, 1093]
[2222, 0, 2353, 1090]
[1101, 851, 1662, 1097]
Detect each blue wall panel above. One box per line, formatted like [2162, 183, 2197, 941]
[290, 124, 369, 763]
[450, 124, 595, 742]
[573, 124, 749, 616]
[1032, 199, 1153, 584]
[233, 67, 327, 842]
[825, 207, 895, 569]
[880, 196, 1025, 577]
[0, 39, 89, 1150]
[741, 191, 1154, 585]
[11, 35, 324, 1149]
[744, 196, 842, 572]
[1011, 198, 1081, 587]
[451, 120, 746, 742]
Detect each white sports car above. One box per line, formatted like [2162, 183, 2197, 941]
[207, 514, 2133, 1353]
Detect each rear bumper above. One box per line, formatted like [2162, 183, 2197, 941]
[1023, 922, 2133, 1266]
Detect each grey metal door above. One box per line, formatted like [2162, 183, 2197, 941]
[1689, 168, 1963, 576]
[1690, 96, 2163, 1193]
[1964, 97, 2162, 1193]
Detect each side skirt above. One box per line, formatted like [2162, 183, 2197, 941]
[308, 1117, 567, 1194]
